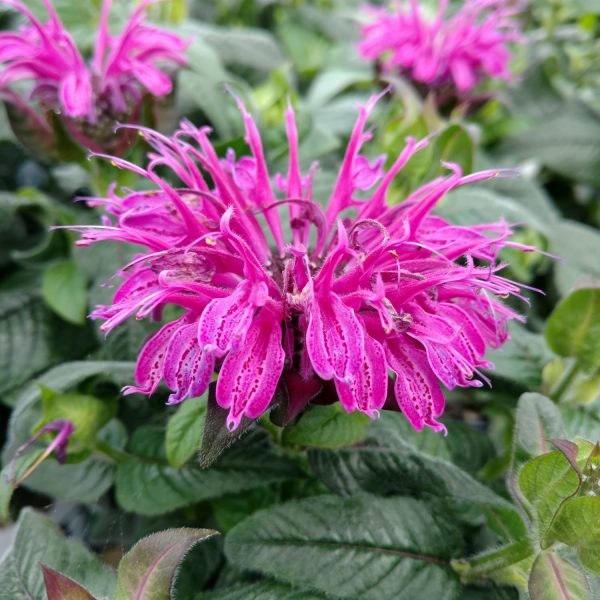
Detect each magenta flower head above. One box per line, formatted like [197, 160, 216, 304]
[358, 0, 524, 96]
[0, 0, 188, 153]
[71, 93, 535, 434]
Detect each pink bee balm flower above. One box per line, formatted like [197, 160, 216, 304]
[358, 0, 524, 94]
[0, 0, 188, 152]
[70, 93, 535, 433]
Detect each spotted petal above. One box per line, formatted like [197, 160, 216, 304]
[163, 322, 214, 404]
[385, 337, 446, 433]
[306, 291, 364, 381]
[123, 318, 183, 395]
[198, 280, 267, 357]
[335, 334, 387, 416]
[216, 311, 284, 431]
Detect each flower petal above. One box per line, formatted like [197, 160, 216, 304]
[306, 291, 364, 381]
[216, 312, 284, 430]
[198, 280, 268, 357]
[59, 69, 91, 117]
[163, 322, 214, 404]
[335, 334, 387, 416]
[123, 318, 183, 395]
[385, 337, 446, 433]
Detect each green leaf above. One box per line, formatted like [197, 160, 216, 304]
[116, 428, 301, 516]
[225, 495, 462, 600]
[512, 393, 565, 465]
[436, 124, 474, 176]
[166, 395, 207, 468]
[41, 565, 98, 600]
[115, 528, 219, 600]
[310, 413, 515, 512]
[528, 552, 592, 600]
[306, 68, 371, 109]
[213, 486, 278, 532]
[186, 21, 284, 71]
[176, 35, 236, 139]
[547, 221, 600, 296]
[41, 261, 88, 325]
[282, 404, 370, 449]
[0, 280, 93, 397]
[484, 323, 554, 389]
[0, 509, 115, 600]
[518, 451, 580, 539]
[277, 21, 330, 76]
[499, 100, 600, 186]
[172, 536, 223, 600]
[544, 497, 600, 576]
[373, 415, 495, 475]
[439, 188, 549, 232]
[545, 289, 600, 372]
[199, 579, 327, 599]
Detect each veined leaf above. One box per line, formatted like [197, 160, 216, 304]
[0, 509, 115, 600]
[116, 428, 302, 516]
[528, 552, 592, 600]
[225, 494, 462, 600]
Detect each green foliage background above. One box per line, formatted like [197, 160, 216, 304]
[1, 1, 600, 599]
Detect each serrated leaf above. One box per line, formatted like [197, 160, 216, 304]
[0, 281, 93, 397]
[0, 509, 115, 600]
[116, 428, 301, 516]
[518, 451, 580, 539]
[225, 495, 462, 600]
[528, 552, 592, 600]
[116, 528, 219, 600]
[41, 565, 98, 600]
[166, 395, 207, 468]
[41, 261, 88, 325]
[282, 404, 370, 450]
[545, 289, 600, 372]
[310, 413, 515, 512]
[374, 414, 495, 475]
[544, 497, 600, 576]
[172, 536, 223, 600]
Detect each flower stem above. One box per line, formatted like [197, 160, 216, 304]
[451, 539, 534, 586]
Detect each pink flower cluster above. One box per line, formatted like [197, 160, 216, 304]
[358, 0, 524, 94]
[0, 0, 188, 150]
[72, 93, 534, 433]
